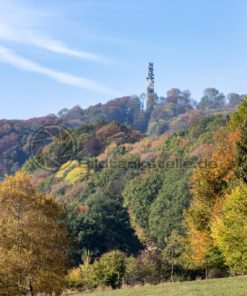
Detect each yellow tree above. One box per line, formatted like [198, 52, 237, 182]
[183, 128, 239, 275]
[0, 172, 68, 295]
[212, 183, 247, 273]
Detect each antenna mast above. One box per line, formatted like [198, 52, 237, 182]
[146, 62, 154, 96]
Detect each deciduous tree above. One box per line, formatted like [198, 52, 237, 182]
[0, 172, 68, 295]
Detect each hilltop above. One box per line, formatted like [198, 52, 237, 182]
[0, 88, 243, 177]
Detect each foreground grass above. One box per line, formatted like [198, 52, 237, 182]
[74, 276, 247, 296]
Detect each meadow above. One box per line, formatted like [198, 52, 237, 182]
[74, 276, 247, 296]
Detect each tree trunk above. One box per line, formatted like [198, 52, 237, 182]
[171, 264, 174, 283]
[29, 279, 34, 296]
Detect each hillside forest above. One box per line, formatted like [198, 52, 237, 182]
[0, 88, 247, 295]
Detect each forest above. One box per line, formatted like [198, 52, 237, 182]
[0, 88, 243, 177]
[0, 88, 246, 295]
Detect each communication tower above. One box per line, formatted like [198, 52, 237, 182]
[146, 62, 154, 96]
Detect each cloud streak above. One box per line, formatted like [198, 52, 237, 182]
[0, 46, 118, 96]
[30, 38, 103, 61]
[0, 0, 104, 61]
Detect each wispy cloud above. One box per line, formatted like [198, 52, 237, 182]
[0, 1, 117, 95]
[0, 0, 104, 61]
[29, 38, 103, 61]
[0, 46, 119, 96]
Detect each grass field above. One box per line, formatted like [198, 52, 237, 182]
[73, 276, 247, 296]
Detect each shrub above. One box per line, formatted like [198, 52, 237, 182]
[92, 250, 126, 289]
[67, 264, 95, 291]
[125, 250, 165, 286]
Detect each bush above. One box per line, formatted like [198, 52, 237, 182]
[67, 264, 95, 291]
[125, 250, 166, 286]
[67, 252, 95, 291]
[92, 250, 126, 289]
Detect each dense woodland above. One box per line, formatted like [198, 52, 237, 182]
[0, 88, 246, 295]
[0, 88, 243, 177]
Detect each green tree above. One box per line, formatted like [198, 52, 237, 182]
[227, 93, 242, 109]
[228, 97, 247, 129]
[149, 169, 190, 246]
[162, 230, 185, 282]
[236, 118, 247, 183]
[92, 250, 126, 289]
[212, 183, 247, 273]
[123, 171, 163, 231]
[67, 195, 142, 261]
[198, 88, 225, 110]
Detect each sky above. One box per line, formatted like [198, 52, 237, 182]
[0, 0, 247, 119]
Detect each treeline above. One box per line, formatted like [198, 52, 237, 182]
[0, 87, 243, 178]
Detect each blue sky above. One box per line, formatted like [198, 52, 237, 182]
[0, 0, 247, 119]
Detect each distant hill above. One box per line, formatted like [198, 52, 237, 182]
[0, 89, 243, 177]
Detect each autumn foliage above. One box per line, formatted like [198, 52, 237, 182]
[0, 172, 68, 295]
[184, 98, 247, 275]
